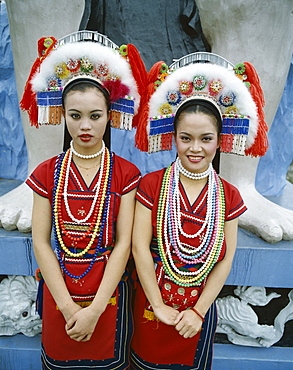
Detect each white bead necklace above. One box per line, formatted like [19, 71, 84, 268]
[177, 158, 212, 180]
[166, 161, 214, 259]
[63, 147, 106, 224]
[70, 140, 105, 159]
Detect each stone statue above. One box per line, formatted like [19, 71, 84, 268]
[1, 0, 293, 243]
[0, 0, 84, 232]
[0, 275, 41, 337]
[195, 0, 293, 242]
[216, 286, 293, 347]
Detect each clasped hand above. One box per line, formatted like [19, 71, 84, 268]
[153, 304, 203, 339]
[174, 309, 203, 338]
[63, 304, 100, 342]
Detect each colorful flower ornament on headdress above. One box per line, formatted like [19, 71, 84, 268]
[22, 36, 142, 131]
[136, 58, 268, 157]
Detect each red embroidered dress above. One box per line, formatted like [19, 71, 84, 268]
[131, 168, 246, 370]
[26, 151, 141, 369]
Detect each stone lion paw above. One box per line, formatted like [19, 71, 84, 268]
[239, 185, 293, 243]
[0, 183, 33, 233]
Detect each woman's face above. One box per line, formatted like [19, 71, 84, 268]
[174, 112, 219, 174]
[63, 87, 109, 154]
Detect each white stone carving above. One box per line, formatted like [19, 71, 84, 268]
[0, 183, 33, 233]
[0, 0, 83, 233]
[0, 275, 42, 337]
[216, 286, 293, 347]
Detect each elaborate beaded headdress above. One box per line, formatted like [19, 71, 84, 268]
[20, 32, 145, 131]
[135, 53, 268, 157]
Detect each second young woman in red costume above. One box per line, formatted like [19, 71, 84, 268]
[131, 97, 247, 369]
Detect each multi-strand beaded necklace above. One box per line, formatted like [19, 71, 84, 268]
[52, 143, 112, 280]
[156, 158, 225, 287]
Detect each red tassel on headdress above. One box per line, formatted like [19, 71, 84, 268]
[126, 44, 148, 128]
[20, 37, 58, 128]
[135, 61, 167, 151]
[126, 44, 147, 98]
[243, 62, 268, 157]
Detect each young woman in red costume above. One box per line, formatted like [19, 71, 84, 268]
[26, 75, 141, 369]
[130, 96, 247, 369]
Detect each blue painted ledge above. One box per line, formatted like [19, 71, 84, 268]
[0, 179, 37, 276]
[1, 179, 293, 286]
[227, 181, 293, 288]
[0, 334, 41, 370]
[228, 227, 293, 288]
[213, 343, 293, 370]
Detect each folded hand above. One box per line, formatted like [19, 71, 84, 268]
[66, 306, 100, 342]
[174, 309, 203, 338]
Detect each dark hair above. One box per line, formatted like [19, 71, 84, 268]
[62, 79, 111, 151]
[173, 99, 222, 137]
[62, 79, 111, 110]
[173, 99, 222, 173]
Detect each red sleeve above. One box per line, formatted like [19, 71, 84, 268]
[135, 169, 165, 210]
[112, 154, 141, 195]
[25, 156, 57, 201]
[221, 178, 247, 221]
